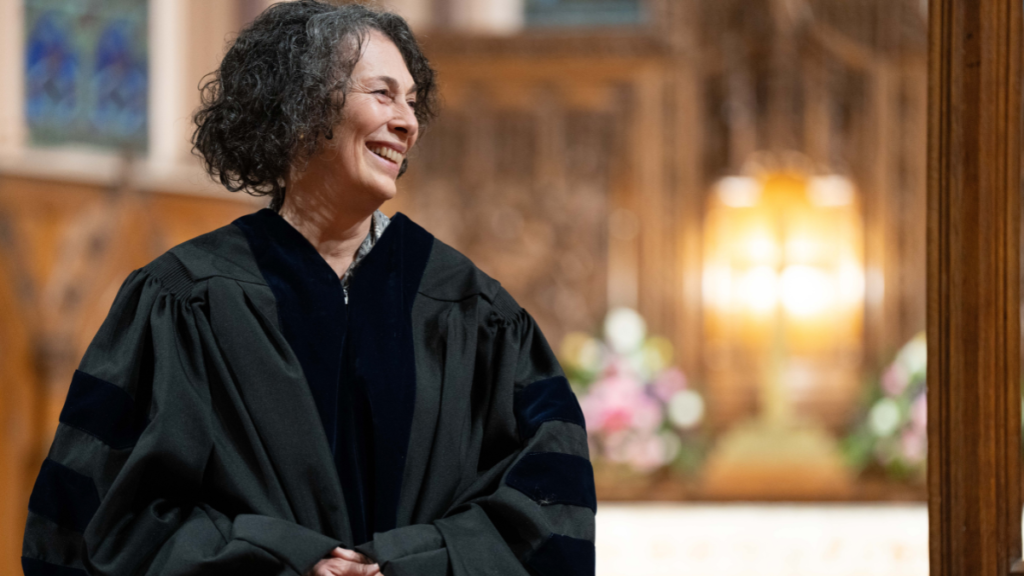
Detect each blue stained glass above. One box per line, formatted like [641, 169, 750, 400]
[24, 0, 148, 151]
[25, 14, 79, 126]
[525, 0, 645, 28]
[91, 22, 148, 138]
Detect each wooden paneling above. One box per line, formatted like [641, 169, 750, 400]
[667, 0, 706, 385]
[0, 242, 41, 576]
[393, 49, 668, 350]
[927, 0, 1023, 573]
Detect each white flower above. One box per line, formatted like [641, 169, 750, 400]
[869, 398, 902, 438]
[896, 332, 927, 378]
[668, 390, 705, 430]
[660, 430, 682, 462]
[604, 307, 647, 353]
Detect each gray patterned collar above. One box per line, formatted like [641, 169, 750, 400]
[341, 210, 390, 303]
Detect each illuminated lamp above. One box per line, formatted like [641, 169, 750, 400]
[700, 155, 861, 498]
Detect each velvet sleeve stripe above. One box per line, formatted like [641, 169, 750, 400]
[21, 557, 88, 576]
[505, 453, 597, 512]
[513, 376, 586, 442]
[526, 534, 595, 576]
[27, 459, 101, 533]
[23, 511, 88, 572]
[59, 370, 149, 450]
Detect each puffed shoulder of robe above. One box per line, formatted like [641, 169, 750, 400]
[22, 209, 596, 576]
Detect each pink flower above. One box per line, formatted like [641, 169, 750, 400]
[911, 393, 927, 430]
[580, 373, 647, 433]
[603, 407, 633, 432]
[579, 395, 606, 432]
[602, 431, 668, 472]
[580, 388, 622, 432]
[901, 428, 927, 464]
[882, 363, 911, 397]
[626, 433, 668, 472]
[602, 357, 630, 379]
[631, 394, 663, 432]
[651, 368, 687, 402]
[604, 431, 632, 463]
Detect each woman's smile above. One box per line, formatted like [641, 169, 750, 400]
[365, 142, 405, 179]
[367, 143, 404, 165]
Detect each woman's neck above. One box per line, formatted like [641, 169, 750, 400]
[278, 187, 379, 279]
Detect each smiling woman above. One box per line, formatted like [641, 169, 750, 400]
[20, 2, 596, 576]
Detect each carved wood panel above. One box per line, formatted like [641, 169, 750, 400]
[393, 58, 637, 349]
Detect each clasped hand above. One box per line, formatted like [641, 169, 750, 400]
[306, 547, 381, 576]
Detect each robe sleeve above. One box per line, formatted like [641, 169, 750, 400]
[356, 290, 596, 576]
[21, 266, 341, 576]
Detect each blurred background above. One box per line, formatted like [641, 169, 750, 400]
[0, 0, 932, 574]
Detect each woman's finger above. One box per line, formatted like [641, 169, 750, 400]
[319, 558, 381, 576]
[307, 557, 344, 576]
[355, 564, 380, 576]
[331, 547, 371, 563]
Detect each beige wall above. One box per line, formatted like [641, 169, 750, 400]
[0, 0, 25, 156]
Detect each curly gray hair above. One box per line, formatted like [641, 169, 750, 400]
[192, 1, 438, 210]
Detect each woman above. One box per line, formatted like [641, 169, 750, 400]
[21, 2, 595, 576]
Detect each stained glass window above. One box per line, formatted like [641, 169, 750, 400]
[525, 0, 645, 28]
[25, 0, 148, 151]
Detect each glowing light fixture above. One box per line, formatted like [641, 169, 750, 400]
[700, 157, 864, 498]
[703, 164, 864, 378]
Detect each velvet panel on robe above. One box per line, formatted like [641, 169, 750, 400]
[21, 211, 596, 576]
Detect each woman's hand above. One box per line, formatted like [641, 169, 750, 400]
[305, 547, 380, 576]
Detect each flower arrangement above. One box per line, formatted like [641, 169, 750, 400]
[842, 332, 927, 481]
[560, 308, 707, 475]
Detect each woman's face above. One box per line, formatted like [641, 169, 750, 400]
[314, 30, 419, 204]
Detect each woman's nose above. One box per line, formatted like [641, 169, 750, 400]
[390, 103, 418, 138]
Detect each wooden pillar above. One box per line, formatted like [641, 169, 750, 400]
[865, 61, 896, 367]
[668, 0, 705, 381]
[802, 51, 830, 168]
[927, 0, 1022, 574]
[634, 66, 669, 335]
[903, 64, 928, 339]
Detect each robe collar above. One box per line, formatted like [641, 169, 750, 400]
[341, 210, 390, 303]
[233, 208, 434, 543]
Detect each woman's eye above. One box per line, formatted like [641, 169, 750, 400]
[407, 101, 418, 109]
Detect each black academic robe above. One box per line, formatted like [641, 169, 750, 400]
[21, 209, 596, 576]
